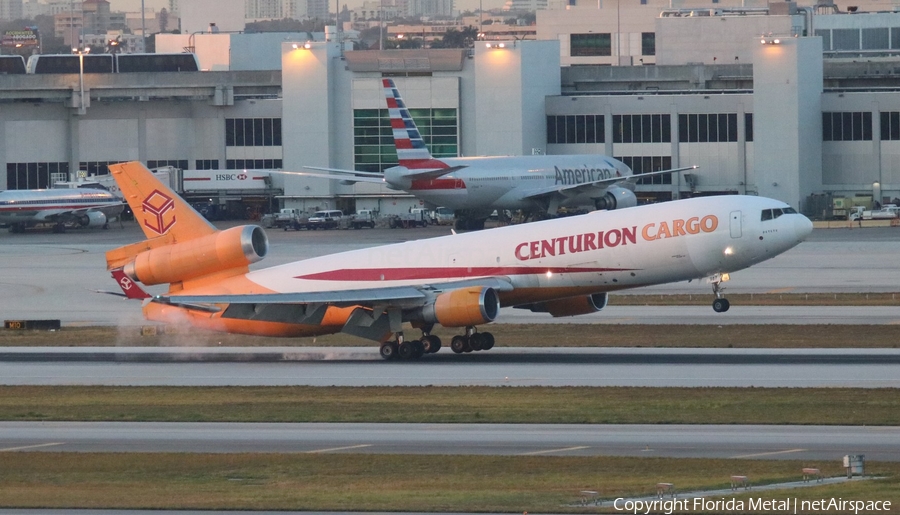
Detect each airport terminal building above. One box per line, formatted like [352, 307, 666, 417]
[1, 7, 899, 218]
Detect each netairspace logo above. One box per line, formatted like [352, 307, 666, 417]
[613, 496, 892, 514]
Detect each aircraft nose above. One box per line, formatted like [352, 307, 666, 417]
[795, 214, 814, 241]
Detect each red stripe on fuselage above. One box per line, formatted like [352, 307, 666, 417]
[409, 178, 465, 190]
[295, 266, 631, 282]
[0, 203, 118, 212]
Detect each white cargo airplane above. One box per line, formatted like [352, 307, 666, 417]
[0, 188, 124, 233]
[106, 161, 812, 360]
[292, 78, 696, 230]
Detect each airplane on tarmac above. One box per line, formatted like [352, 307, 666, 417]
[0, 188, 124, 233]
[290, 78, 697, 230]
[105, 161, 812, 360]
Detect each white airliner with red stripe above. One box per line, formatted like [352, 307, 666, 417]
[106, 161, 812, 360]
[295, 78, 696, 230]
[0, 188, 124, 233]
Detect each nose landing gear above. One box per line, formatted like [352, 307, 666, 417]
[709, 273, 731, 313]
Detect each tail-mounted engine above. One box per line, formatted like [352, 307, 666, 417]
[123, 225, 268, 286]
[526, 293, 608, 317]
[416, 286, 500, 328]
[594, 186, 637, 211]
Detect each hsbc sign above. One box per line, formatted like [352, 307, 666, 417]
[181, 170, 271, 192]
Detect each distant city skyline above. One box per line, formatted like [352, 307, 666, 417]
[107, 0, 509, 16]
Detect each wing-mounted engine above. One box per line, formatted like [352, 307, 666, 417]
[79, 211, 107, 227]
[122, 225, 268, 286]
[415, 286, 500, 327]
[594, 185, 637, 211]
[524, 292, 608, 317]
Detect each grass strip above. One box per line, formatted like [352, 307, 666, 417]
[2, 386, 899, 425]
[2, 324, 900, 347]
[0, 452, 897, 512]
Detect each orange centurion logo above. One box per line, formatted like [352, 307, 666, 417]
[515, 214, 719, 261]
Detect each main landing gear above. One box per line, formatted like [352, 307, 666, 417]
[710, 273, 731, 313]
[379, 330, 443, 361]
[449, 326, 494, 354]
[378, 327, 496, 360]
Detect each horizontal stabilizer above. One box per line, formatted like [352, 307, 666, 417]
[110, 268, 151, 300]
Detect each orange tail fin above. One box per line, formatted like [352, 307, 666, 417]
[108, 161, 216, 242]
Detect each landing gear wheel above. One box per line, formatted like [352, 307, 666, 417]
[450, 335, 467, 354]
[480, 332, 494, 350]
[398, 341, 416, 359]
[469, 333, 485, 351]
[379, 341, 398, 360]
[422, 334, 442, 353]
[411, 339, 425, 358]
[712, 298, 730, 313]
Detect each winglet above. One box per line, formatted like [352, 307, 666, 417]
[382, 78, 449, 170]
[110, 268, 151, 300]
[108, 161, 216, 242]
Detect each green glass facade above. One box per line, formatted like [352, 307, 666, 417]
[353, 108, 458, 173]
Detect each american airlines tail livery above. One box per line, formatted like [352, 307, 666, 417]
[296, 78, 696, 230]
[106, 161, 812, 360]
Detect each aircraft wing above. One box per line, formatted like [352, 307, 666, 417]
[272, 169, 387, 185]
[519, 166, 698, 201]
[155, 276, 515, 311]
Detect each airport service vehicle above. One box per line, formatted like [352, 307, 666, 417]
[389, 208, 428, 228]
[350, 210, 377, 229]
[433, 207, 455, 225]
[274, 208, 305, 230]
[292, 79, 695, 231]
[849, 204, 899, 221]
[305, 209, 344, 230]
[105, 161, 812, 360]
[0, 188, 124, 233]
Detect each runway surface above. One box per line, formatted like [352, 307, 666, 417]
[0, 222, 898, 326]
[2, 422, 898, 461]
[2, 347, 898, 387]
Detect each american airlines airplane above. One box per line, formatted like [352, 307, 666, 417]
[106, 161, 812, 360]
[294, 78, 696, 230]
[0, 188, 124, 233]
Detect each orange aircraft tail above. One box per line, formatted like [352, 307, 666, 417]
[105, 162, 268, 295]
[110, 161, 216, 242]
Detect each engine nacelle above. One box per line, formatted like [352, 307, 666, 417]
[594, 186, 637, 211]
[417, 286, 500, 327]
[80, 210, 107, 227]
[124, 225, 268, 286]
[528, 293, 608, 317]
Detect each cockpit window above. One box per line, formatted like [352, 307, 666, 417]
[762, 207, 798, 221]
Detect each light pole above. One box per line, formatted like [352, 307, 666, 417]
[72, 46, 89, 115]
[141, 0, 146, 52]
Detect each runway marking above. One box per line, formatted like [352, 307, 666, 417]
[730, 448, 806, 459]
[305, 444, 372, 454]
[520, 446, 590, 456]
[765, 287, 795, 294]
[0, 442, 64, 452]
